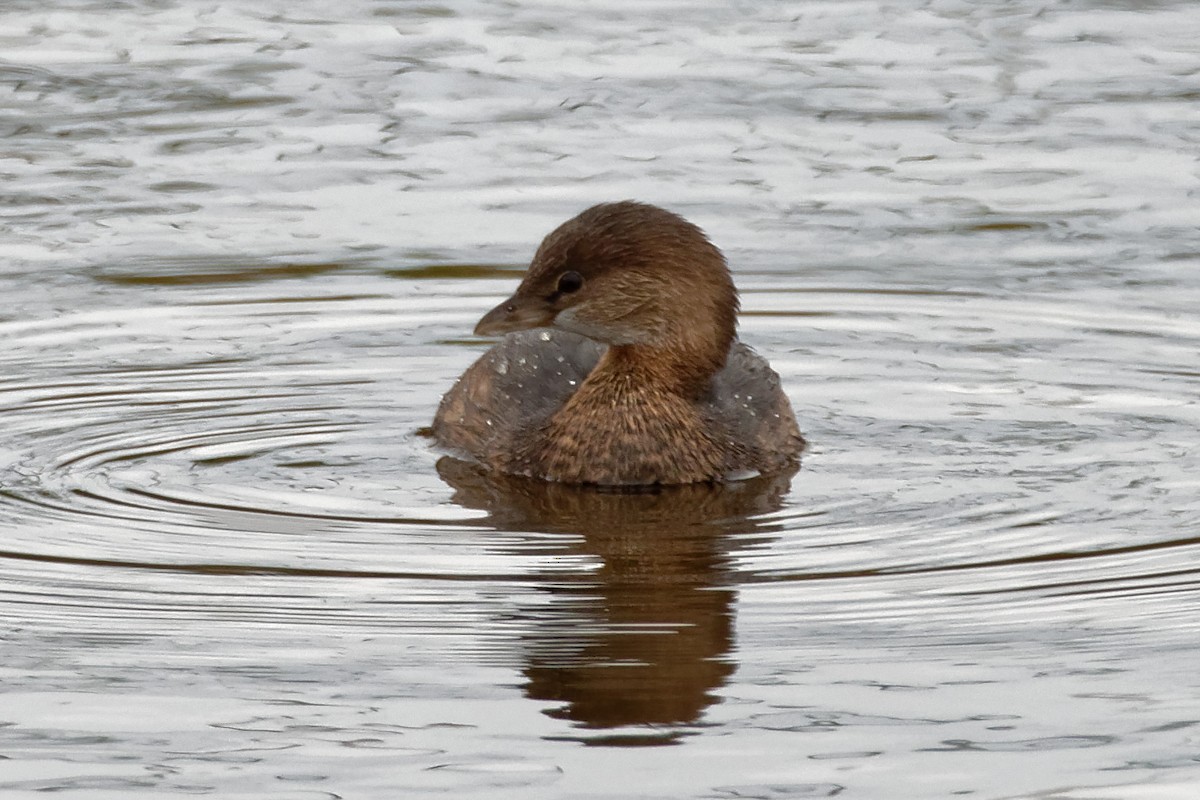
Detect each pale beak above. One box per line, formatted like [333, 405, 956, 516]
[474, 293, 555, 336]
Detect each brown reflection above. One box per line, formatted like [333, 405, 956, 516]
[436, 457, 796, 741]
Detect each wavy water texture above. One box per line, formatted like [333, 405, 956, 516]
[1, 1, 1199, 799]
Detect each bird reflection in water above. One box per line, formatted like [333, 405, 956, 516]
[435, 457, 797, 746]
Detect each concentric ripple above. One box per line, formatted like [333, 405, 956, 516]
[2, 273, 1197, 644]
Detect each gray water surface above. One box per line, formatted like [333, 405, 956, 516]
[2, 2, 1199, 798]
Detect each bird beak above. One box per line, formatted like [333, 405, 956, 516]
[474, 293, 555, 336]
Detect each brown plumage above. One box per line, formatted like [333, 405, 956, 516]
[432, 201, 805, 486]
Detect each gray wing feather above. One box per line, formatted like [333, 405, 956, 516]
[433, 331, 602, 460]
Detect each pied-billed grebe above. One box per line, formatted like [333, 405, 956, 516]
[433, 201, 804, 486]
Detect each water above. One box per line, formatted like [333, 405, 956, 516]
[2, 1, 1199, 797]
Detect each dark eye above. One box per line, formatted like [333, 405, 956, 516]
[556, 270, 584, 294]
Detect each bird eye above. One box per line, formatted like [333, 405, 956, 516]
[556, 270, 584, 294]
